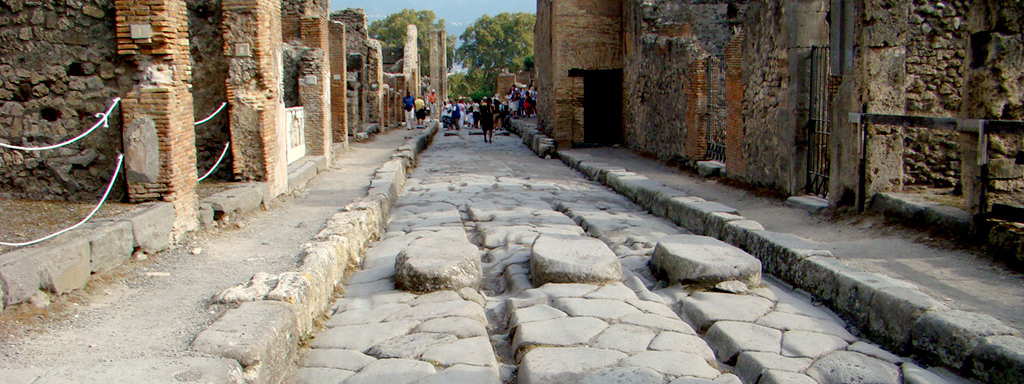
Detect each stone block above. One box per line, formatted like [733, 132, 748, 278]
[83, 220, 134, 274]
[911, 310, 1019, 369]
[901, 363, 953, 384]
[395, 235, 481, 293]
[192, 301, 300, 384]
[651, 235, 761, 287]
[866, 285, 947, 351]
[199, 203, 215, 227]
[530, 234, 622, 286]
[622, 351, 720, 378]
[287, 160, 319, 193]
[126, 202, 175, 253]
[36, 236, 91, 295]
[806, 351, 901, 384]
[204, 184, 265, 219]
[696, 161, 725, 177]
[705, 321, 782, 363]
[743, 231, 831, 284]
[518, 347, 627, 384]
[663, 198, 738, 234]
[346, 358, 436, 384]
[513, 316, 609, 352]
[681, 292, 774, 332]
[578, 367, 664, 384]
[968, 335, 1024, 384]
[785, 195, 829, 213]
[0, 249, 43, 306]
[734, 352, 812, 384]
[833, 270, 916, 331]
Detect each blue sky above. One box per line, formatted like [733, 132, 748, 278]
[330, 0, 536, 39]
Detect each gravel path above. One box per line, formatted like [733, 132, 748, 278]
[0, 129, 410, 368]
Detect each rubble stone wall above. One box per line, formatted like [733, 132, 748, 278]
[189, 0, 232, 182]
[0, 0, 136, 201]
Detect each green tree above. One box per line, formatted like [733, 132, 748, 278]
[452, 12, 535, 98]
[367, 9, 456, 75]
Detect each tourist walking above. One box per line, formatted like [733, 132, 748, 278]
[479, 98, 497, 143]
[414, 96, 427, 127]
[403, 92, 415, 130]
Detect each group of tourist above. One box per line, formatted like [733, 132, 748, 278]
[401, 89, 443, 130]
[506, 86, 537, 118]
[402, 86, 538, 144]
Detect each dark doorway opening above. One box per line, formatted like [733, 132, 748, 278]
[569, 68, 624, 146]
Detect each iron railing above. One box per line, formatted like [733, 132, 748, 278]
[806, 46, 832, 197]
[704, 56, 726, 162]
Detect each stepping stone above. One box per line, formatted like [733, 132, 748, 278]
[705, 321, 782, 362]
[651, 235, 761, 286]
[413, 364, 500, 384]
[553, 298, 642, 320]
[303, 349, 376, 371]
[781, 331, 848, 359]
[513, 317, 609, 351]
[806, 351, 900, 384]
[649, 332, 716, 362]
[593, 324, 658, 353]
[294, 367, 355, 384]
[415, 316, 487, 338]
[518, 347, 627, 384]
[531, 234, 623, 286]
[366, 332, 457, 359]
[395, 236, 481, 293]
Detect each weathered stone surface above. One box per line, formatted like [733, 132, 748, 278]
[518, 347, 627, 384]
[395, 236, 481, 293]
[846, 342, 903, 364]
[553, 298, 642, 320]
[902, 363, 952, 384]
[513, 317, 609, 351]
[192, 301, 299, 384]
[328, 303, 410, 327]
[622, 351, 720, 378]
[294, 367, 355, 384]
[734, 352, 813, 384]
[304, 349, 376, 371]
[366, 332, 457, 359]
[385, 299, 486, 323]
[757, 312, 856, 341]
[806, 351, 901, 384]
[681, 292, 774, 331]
[126, 202, 175, 253]
[84, 220, 134, 273]
[205, 184, 264, 217]
[412, 364, 500, 384]
[586, 283, 640, 301]
[785, 195, 829, 213]
[697, 161, 726, 177]
[911, 310, 1019, 369]
[310, 320, 418, 352]
[593, 324, 657, 353]
[649, 332, 716, 362]
[968, 335, 1024, 384]
[511, 304, 567, 327]
[781, 331, 849, 359]
[536, 283, 600, 298]
[420, 336, 497, 367]
[531, 234, 622, 285]
[705, 321, 782, 362]
[415, 316, 487, 338]
[757, 370, 818, 384]
[345, 358, 436, 384]
[651, 235, 761, 286]
[579, 366, 664, 384]
[620, 313, 696, 334]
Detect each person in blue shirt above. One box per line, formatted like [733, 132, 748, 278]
[402, 92, 415, 130]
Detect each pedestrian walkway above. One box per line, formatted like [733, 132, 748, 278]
[559, 144, 1024, 333]
[292, 130, 971, 384]
[0, 129, 411, 373]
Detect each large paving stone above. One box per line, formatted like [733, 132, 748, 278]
[395, 236, 481, 293]
[346, 358, 436, 384]
[680, 292, 774, 331]
[421, 336, 498, 367]
[806, 351, 901, 384]
[294, 367, 355, 384]
[593, 324, 657, 353]
[553, 298, 642, 320]
[328, 303, 410, 327]
[757, 370, 818, 384]
[704, 321, 782, 362]
[649, 332, 716, 362]
[415, 316, 488, 338]
[651, 235, 761, 286]
[781, 330, 849, 359]
[530, 234, 622, 285]
[412, 364, 500, 384]
[303, 349, 376, 371]
[518, 347, 627, 384]
[513, 317, 609, 351]
[579, 367, 665, 384]
[367, 332, 457, 359]
[385, 299, 487, 323]
[619, 313, 696, 334]
[757, 311, 856, 341]
[310, 320, 419, 352]
[734, 352, 812, 383]
[511, 304, 568, 327]
[622, 351, 720, 378]
[911, 310, 1019, 369]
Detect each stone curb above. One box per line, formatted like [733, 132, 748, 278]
[523, 130, 1024, 384]
[507, 119, 557, 158]
[191, 122, 439, 384]
[870, 192, 971, 237]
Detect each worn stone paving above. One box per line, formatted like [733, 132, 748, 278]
[291, 131, 972, 384]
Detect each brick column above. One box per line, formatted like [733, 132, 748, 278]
[684, 57, 708, 161]
[725, 31, 747, 176]
[329, 21, 348, 148]
[222, 0, 287, 197]
[115, 0, 199, 233]
[299, 12, 331, 160]
[404, 24, 420, 97]
[367, 40, 384, 124]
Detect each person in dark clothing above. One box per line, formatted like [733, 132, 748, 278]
[479, 98, 496, 143]
[402, 92, 415, 130]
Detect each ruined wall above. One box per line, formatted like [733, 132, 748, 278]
[535, 0, 553, 132]
[329, 20, 347, 146]
[0, 0, 136, 201]
[366, 39, 383, 124]
[548, 0, 624, 146]
[738, 1, 790, 190]
[189, 0, 232, 182]
[332, 9, 368, 134]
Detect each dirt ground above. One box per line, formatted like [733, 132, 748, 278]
[0, 200, 134, 254]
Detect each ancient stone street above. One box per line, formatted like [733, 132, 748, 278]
[287, 129, 972, 384]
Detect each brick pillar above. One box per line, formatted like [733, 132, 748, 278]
[429, 29, 441, 100]
[404, 24, 419, 97]
[299, 12, 331, 160]
[115, 0, 199, 233]
[222, 0, 287, 197]
[725, 31, 746, 176]
[684, 57, 708, 161]
[367, 40, 384, 124]
[438, 29, 447, 101]
[329, 20, 348, 148]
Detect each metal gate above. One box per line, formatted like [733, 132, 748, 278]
[705, 56, 726, 162]
[806, 46, 832, 197]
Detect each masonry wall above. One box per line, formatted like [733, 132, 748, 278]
[329, 21, 347, 146]
[332, 9, 368, 135]
[535, 0, 553, 132]
[0, 0, 136, 201]
[189, 0, 232, 182]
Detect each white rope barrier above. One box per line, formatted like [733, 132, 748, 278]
[0, 154, 124, 248]
[194, 102, 227, 126]
[197, 142, 230, 182]
[0, 98, 121, 152]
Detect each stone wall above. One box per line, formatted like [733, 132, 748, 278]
[331, 9, 368, 135]
[0, 0, 136, 201]
[328, 20, 347, 146]
[189, 0, 232, 182]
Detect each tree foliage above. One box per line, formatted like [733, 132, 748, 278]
[368, 9, 455, 74]
[450, 12, 535, 99]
